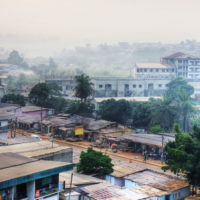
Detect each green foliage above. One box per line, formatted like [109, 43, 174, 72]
[165, 77, 194, 99]
[7, 50, 29, 68]
[163, 124, 200, 187]
[132, 101, 152, 128]
[29, 82, 68, 113]
[47, 97, 68, 113]
[99, 99, 132, 124]
[46, 82, 62, 96]
[149, 97, 179, 130]
[6, 74, 39, 90]
[66, 100, 94, 117]
[29, 83, 50, 107]
[150, 125, 163, 134]
[1, 93, 25, 106]
[8, 50, 23, 65]
[74, 74, 94, 101]
[77, 147, 114, 175]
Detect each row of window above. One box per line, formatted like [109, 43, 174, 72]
[137, 68, 175, 73]
[99, 84, 166, 89]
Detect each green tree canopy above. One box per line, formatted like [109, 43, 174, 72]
[66, 100, 94, 117]
[165, 77, 194, 99]
[74, 74, 94, 102]
[1, 93, 25, 106]
[7, 50, 29, 68]
[77, 147, 114, 175]
[29, 83, 50, 107]
[8, 50, 23, 65]
[46, 82, 62, 96]
[163, 123, 200, 189]
[99, 99, 132, 124]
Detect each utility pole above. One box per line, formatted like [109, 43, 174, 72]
[68, 173, 73, 200]
[161, 134, 164, 163]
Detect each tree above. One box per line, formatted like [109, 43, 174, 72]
[66, 100, 94, 117]
[46, 82, 62, 96]
[1, 93, 25, 106]
[8, 50, 23, 65]
[132, 101, 152, 128]
[77, 147, 114, 175]
[165, 78, 194, 132]
[165, 77, 194, 99]
[47, 97, 68, 113]
[74, 74, 94, 102]
[149, 97, 179, 130]
[163, 123, 200, 192]
[29, 83, 50, 107]
[99, 99, 132, 124]
[150, 125, 163, 134]
[7, 50, 29, 68]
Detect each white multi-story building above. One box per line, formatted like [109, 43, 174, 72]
[161, 52, 200, 80]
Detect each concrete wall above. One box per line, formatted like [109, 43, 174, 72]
[0, 132, 8, 140]
[33, 148, 73, 163]
[93, 78, 171, 97]
[170, 186, 190, 200]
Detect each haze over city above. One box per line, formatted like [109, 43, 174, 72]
[1, 0, 200, 56]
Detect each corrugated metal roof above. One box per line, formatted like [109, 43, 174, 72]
[122, 133, 174, 148]
[125, 170, 188, 192]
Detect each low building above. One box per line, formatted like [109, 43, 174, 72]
[0, 111, 15, 140]
[0, 152, 73, 200]
[0, 140, 73, 163]
[120, 133, 175, 158]
[125, 170, 190, 200]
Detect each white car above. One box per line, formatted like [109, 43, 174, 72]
[31, 134, 42, 140]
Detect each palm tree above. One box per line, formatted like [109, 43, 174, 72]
[74, 74, 94, 102]
[178, 89, 193, 132]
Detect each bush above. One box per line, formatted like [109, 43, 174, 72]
[150, 125, 163, 134]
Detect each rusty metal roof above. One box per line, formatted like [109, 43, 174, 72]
[122, 133, 174, 148]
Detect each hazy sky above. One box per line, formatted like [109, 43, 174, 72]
[1, 0, 200, 57]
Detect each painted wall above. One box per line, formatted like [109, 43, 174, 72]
[23, 110, 47, 119]
[169, 186, 190, 200]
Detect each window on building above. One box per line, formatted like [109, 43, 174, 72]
[172, 69, 175, 72]
[144, 68, 147, 72]
[156, 69, 159, 72]
[133, 84, 136, 88]
[99, 84, 103, 88]
[137, 69, 139, 72]
[190, 61, 194, 65]
[178, 60, 182, 63]
[150, 68, 153, 72]
[178, 66, 182, 69]
[162, 69, 165, 72]
[105, 84, 112, 90]
[166, 69, 169, 72]
[35, 175, 59, 194]
[139, 84, 142, 88]
[159, 84, 162, 87]
[148, 83, 154, 89]
[15, 183, 27, 199]
[140, 69, 143, 72]
[178, 72, 182, 76]
[125, 84, 129, 89]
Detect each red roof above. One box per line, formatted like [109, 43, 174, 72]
[163, 52, 199, 59]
